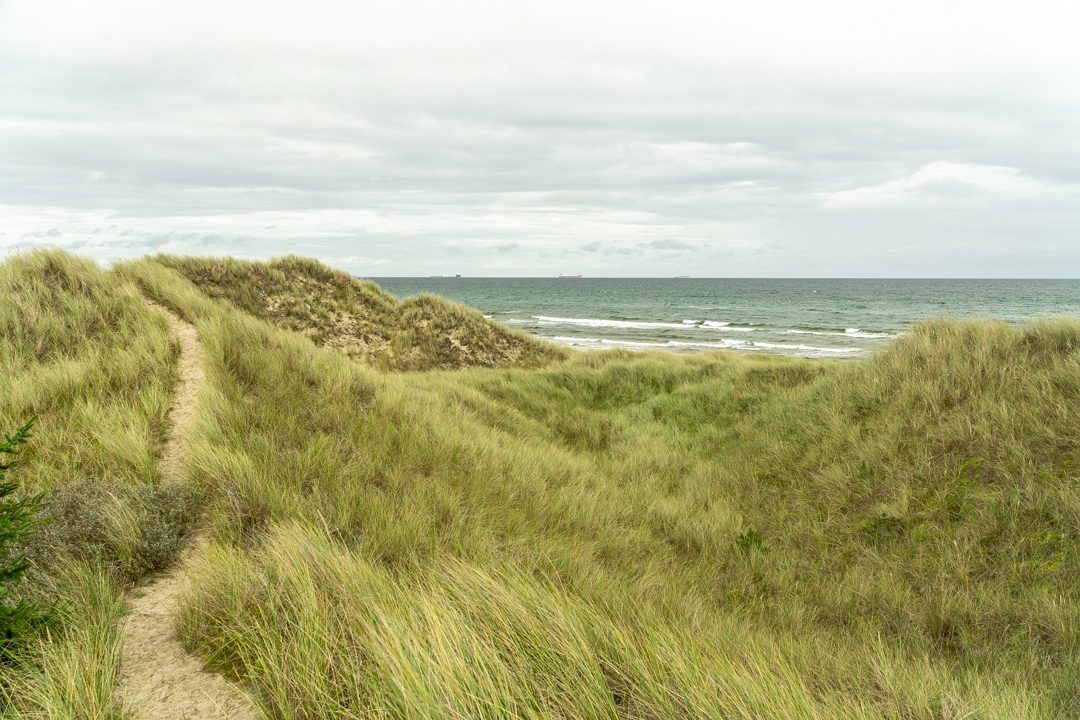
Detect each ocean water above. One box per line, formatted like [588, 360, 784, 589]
[369, 278, 1080, 359]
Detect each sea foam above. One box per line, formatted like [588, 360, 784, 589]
[751, 341, 860, 354]
[784, 328, 892, 339]
[532, 315, 688, 330]
[550, 336, 747, 350]
[548, 334, 860, 354]
[681, 319, 755, 331]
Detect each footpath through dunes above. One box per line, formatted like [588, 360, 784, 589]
[152, 254, 567, 371]
[116, 301, 258, 720]
[94, 256, 1080, 717]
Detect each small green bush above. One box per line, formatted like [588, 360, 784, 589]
[1, 419, 46, 660]
[735, 528, 768, 555]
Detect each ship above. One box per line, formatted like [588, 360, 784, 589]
[558, 274, 583, 278]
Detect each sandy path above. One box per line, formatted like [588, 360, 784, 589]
[117, 301, 259, 720]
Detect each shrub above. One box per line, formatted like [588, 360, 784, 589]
[0, 419, 46, 660]
[21, 479, 202, 586]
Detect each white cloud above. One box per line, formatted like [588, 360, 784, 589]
[820, 162, 1056, 209]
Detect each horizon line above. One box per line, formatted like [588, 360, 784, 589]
[362, 275, 1080, 281]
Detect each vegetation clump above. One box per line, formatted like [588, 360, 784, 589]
[0, 420, 45, 661]
[21, 479, 201, 586]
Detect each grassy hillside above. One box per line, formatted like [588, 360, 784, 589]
[2, 251, 1077, 719]
[0, 252, 198, 717]
[152, 255, 566, 371]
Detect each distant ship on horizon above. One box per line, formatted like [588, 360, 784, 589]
[558, 274, 583, 278]
[674, 275, 690, 279]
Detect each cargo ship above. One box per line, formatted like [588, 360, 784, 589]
[558, 274, 583, 278]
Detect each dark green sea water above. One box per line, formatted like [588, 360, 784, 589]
[370, 278, 1080, 359]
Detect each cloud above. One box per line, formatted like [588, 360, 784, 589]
[333, 255, 390, 268]
[0, 0, 1078, 275]
[820, 162, 1054, 209]
[643, 239, 697, 252]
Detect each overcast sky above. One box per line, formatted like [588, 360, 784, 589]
[2, 0, 1078, 277]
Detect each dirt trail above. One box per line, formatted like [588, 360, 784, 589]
[117, 301, 259, 720]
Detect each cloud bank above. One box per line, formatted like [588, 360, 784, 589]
[2, 0, 1078, 276]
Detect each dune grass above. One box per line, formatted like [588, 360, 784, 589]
[2, 562, 126, 720]
[152, 254, 566, 370]
[2, 251, 1077, 718]
[0, 251, 177, 490]
[118, 256, 1078, 718]
[0, 251, 193, 718]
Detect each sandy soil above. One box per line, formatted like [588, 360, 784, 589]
[116, 301, 259, 719]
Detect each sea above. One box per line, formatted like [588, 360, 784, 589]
[369, 278, 1080, 359]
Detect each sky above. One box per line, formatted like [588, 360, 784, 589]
[2, 0, 1079, 277]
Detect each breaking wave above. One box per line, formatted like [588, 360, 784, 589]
[532, 315, 688, 330]
[549, 336, 859, 355]
[784, 328, 893, 339]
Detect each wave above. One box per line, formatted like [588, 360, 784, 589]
[784, 328, 893, 339]
[667, 339, 747, 349]
[532, 315, 689, 330]
[682, 319, 755, 332]
[705, 322, 754, 332]
[548, 336, 857, 355]
[550, 336, 747, 349]
[515, 315, 890, 341]
[751, 341, 859, 354]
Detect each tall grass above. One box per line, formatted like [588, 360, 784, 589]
[115, 256, 1079, 718]
[2, 251, 1074, 717]
[179, 523, 882, 720]
[0, 251, 184, 717]
[1, 562, 126, 719]
[0, 251, 177, 489]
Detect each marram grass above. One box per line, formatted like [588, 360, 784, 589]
[1, 561, 126, 720]
[151, 253, 566, 371]
[0, 252, 180, 718]
[1, 250, 1077, 718]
